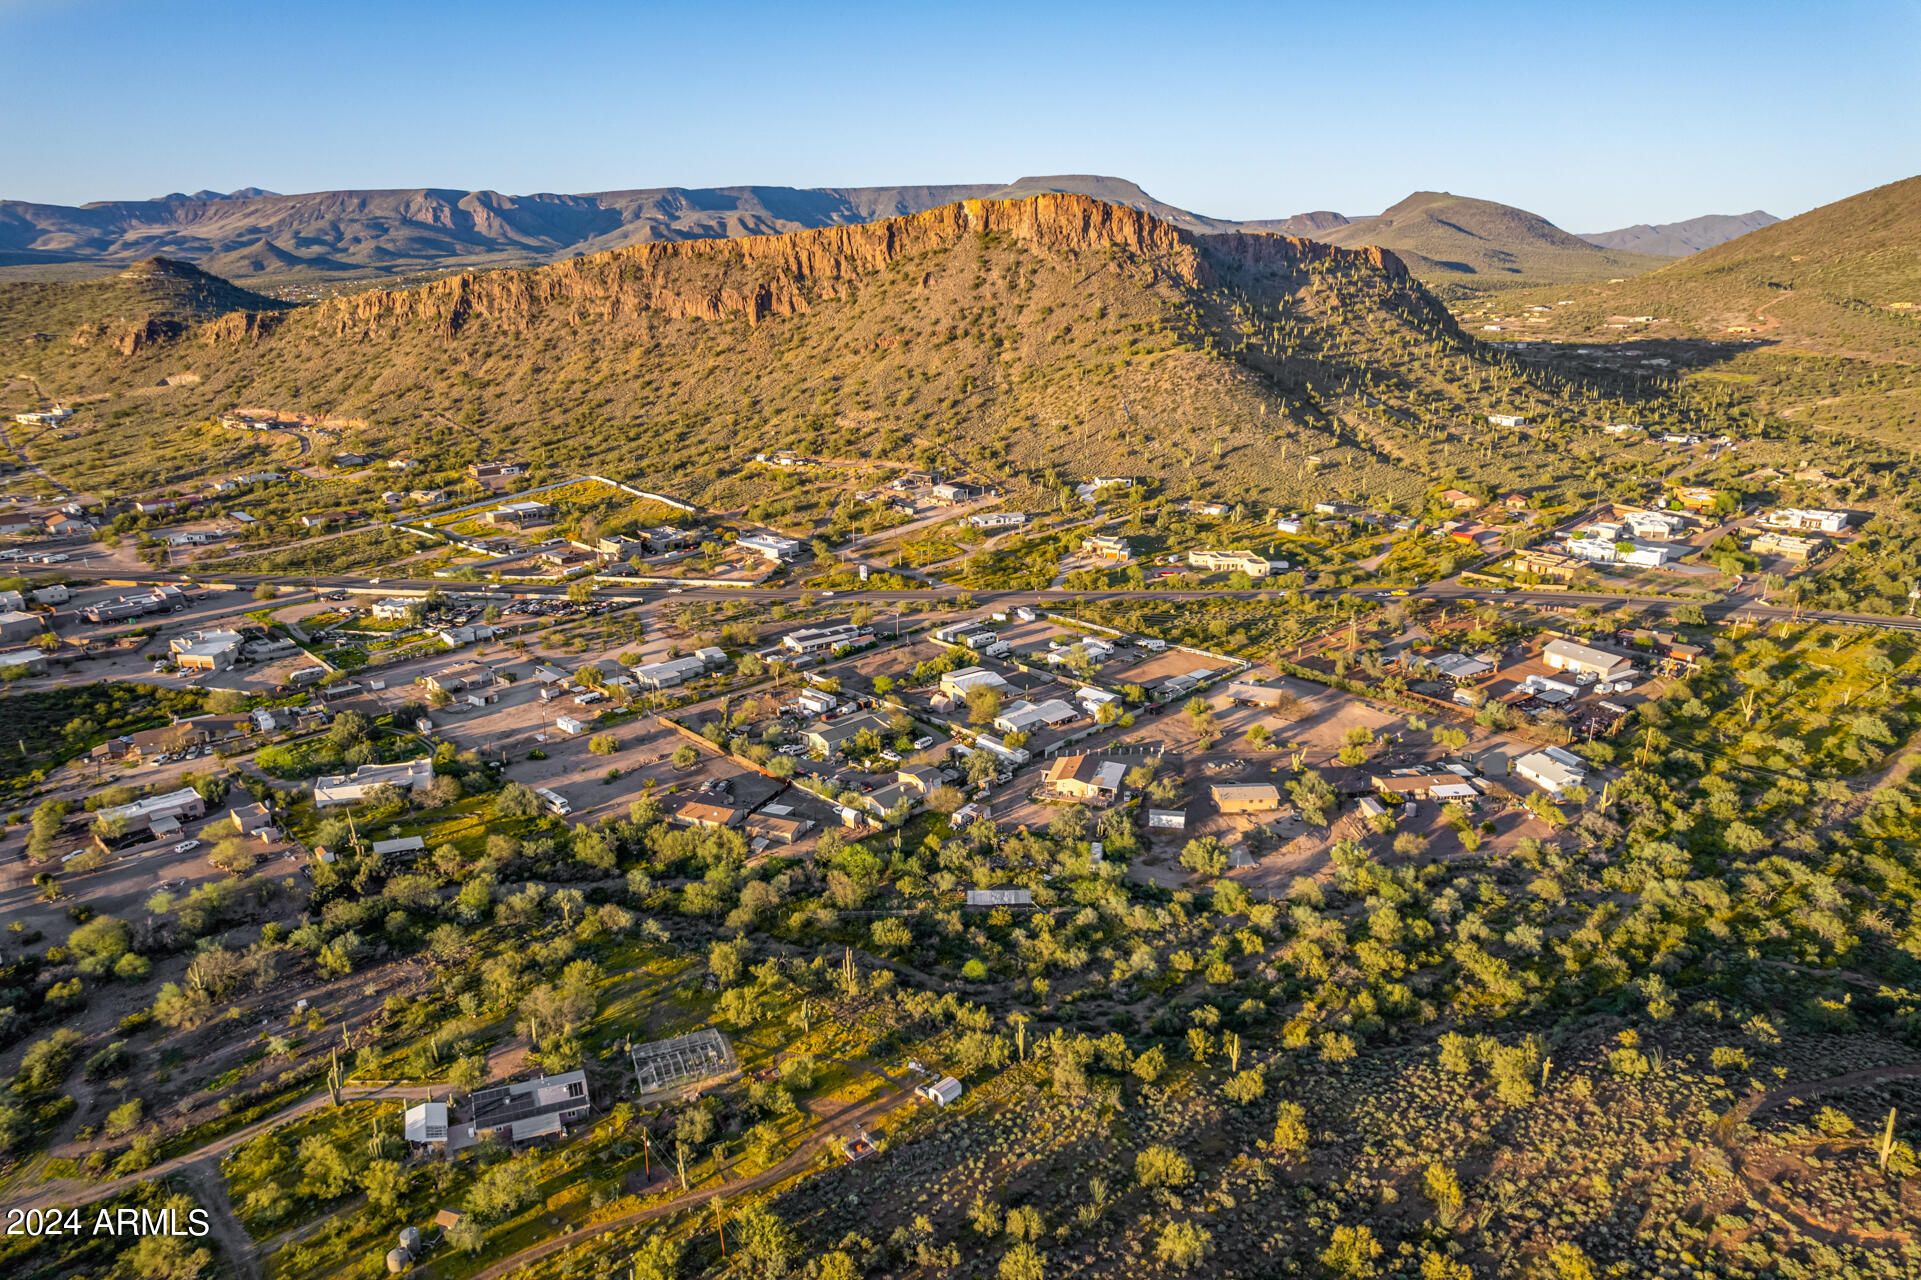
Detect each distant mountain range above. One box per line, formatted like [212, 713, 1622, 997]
[1578, 211, 1781, 257]
[0, 175, 1769, 291]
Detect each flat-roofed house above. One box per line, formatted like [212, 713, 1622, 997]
[1211, 782, 1281, 814]
[485, 500, 552, 527]
[96, 786, 205, 835]
[1187, 549, 1271, 578]
[1370, 773, 1480, 801]
[672, 801, 740, 830]
[404, 1102, 449, 1146]
[744, 810, 812, 844]
[467, 1070, 590, 1145]
[313, 758, 435, 807]
[1224, 682, 1288, 708]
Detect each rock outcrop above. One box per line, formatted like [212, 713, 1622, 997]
[318, 194, 1218, 339]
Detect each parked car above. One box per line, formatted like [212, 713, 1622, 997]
[174, 840, 201, 854]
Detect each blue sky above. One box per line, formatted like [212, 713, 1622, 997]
[3, 0, 1915, 229]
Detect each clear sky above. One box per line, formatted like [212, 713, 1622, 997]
[3, 0, 1916, 230]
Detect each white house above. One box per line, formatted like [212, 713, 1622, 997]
[169, 630, 242, 672]
[737, 532, 801, 561]
[97, 787, 206, 835]
[1515, 747, 1586, 795]
[314, 758, 436, 807]
[782, 625, 862, 655]
[968, 511, 1027, 529]
[1762, 508, 1850, 534]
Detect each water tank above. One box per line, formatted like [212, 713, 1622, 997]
[386, 1247, 413, 1274]
[398, 1227, 422, 1253]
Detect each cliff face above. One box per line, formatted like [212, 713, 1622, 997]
[317, 194, 1216, 339]
[1204, 231, 1408, 278]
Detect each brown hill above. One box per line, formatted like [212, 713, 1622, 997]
[1316, 191, 1668, 293]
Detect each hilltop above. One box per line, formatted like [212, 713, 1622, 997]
[0, 193, 1652, 510]
[1315, 191, 1670, 294]
[1579, 210, 1780, 257]
[0, 256, 291, 356]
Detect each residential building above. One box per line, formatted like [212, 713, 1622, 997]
[14, 407, 73, 427]
[1080, 534, 1131, 561]
[554, 715, 591, 735]
[0, 648, 47, 676]
[968, 511, 1027, 529]
[467, 1070, 590, 1145]
[1667, 486, 1723, 512]
[1542, 638, 1634, 680]
[994, 699, 1077, 736]
[1370, 773, 1479, 801]
[1623, 510, 1687, 541]
[1211, 783, 1282, 814]
[466, 461, 529, 483]
[42, 513, 89, 536]
[938, 667, 1009, 701]
[314, 758, 436, 807]
[1076, 686, 1120, 713]
[1425, 653, 1494, 682]
[1187, 549, 1271, 578]
[1515, 747, 1586, 795]
[1510, 548, 1579, 581]
[403, 1102, 449, 1146]
[1437, 488, 1481, 510]
[1147, 809, 1186, 830]
[672, 801, 740, 830]
[97, 787, 205, 835]
[804, 711, 893, 755]
[931, 481, 985, 503]
[1274, 516, 1305, 535]
[1751, 531, 1823, 561]
[594, 535, 650, 562]
[485, 500, 552, 527]
[781, 624, 862, 655]
[737, 531, 800, 561]
[230, 802, 275, 836]
[1045, 754, 1126, 801]
[168, 630, 242, 672]
[1224, 682, 1290, 708]
[632, 655, 706, 688]
[1486, 414, 1530, 427]
[0, 611, 43, 645]
[424, 661, 493, 694]
[744, 808, 812, 844]
[1762, 508, 1850, 533]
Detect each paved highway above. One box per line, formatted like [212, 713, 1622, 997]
[44, 562, 1921, 634]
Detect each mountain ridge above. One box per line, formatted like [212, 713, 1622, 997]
[1578, 210, 1780, 256]
[0, 176, 1653, 292]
